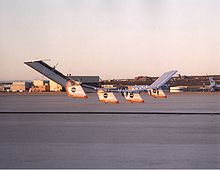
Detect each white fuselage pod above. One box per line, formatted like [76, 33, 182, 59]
[97, 89, 119, 104]
[148, 88, 167, 98]
[123, 92, 144, 103]
[66, 80, 88, 99]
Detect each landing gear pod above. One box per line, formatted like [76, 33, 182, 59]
[66, 80, 88, 99]
[148, 88, 167, 98]
[97, 89, 119, 104]
[123, 92, 144, 103]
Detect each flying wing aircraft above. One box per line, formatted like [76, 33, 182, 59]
[209, 77, 220, 91]
[24, 59, 177, 104]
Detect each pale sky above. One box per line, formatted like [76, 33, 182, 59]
[0, 0, 220, 80]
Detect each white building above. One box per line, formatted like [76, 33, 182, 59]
[10, 81, 31, 92]
[170, 86, 188, 93]
[50, 80, 62, 92]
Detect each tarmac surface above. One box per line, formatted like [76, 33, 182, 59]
[0, 92, 220, 113]
[0, 92, 220, 168]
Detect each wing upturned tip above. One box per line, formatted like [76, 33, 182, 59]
[149, 70, 178, 89]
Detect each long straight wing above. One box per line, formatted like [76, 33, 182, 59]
[148, 70, 177, 89]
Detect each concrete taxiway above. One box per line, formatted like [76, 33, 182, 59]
[0, 113, 219, 168]
[0, 92, 220, 113]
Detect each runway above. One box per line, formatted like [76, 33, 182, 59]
[0, 92, 220, 113]
[0, 113, 219, 168]
[0, 92, 219, 168]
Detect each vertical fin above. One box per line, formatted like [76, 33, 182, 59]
[66, 80, 88, 99]
[97, 89, 119, 104]
[124, 92, 144, 103]
[209, 77, 216, 87]
[148, 88, 167, 98]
